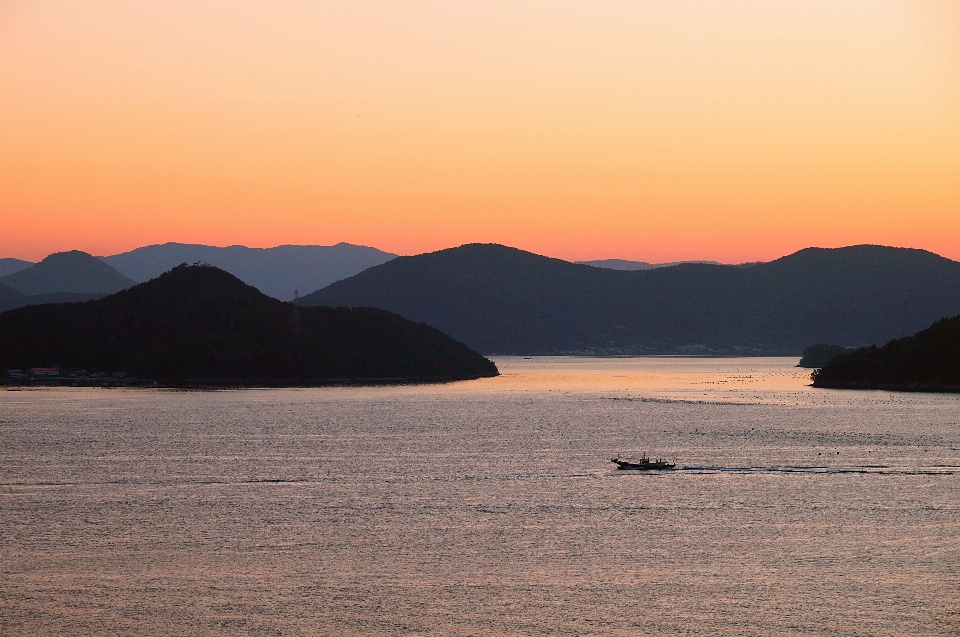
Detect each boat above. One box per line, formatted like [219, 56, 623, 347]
[611, 454, 676, 470]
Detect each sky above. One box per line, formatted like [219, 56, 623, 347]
[2, 1, 959, 263]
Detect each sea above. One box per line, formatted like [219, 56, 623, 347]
[2, 357, 958, 636]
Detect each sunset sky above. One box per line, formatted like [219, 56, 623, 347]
[2, 1, 959, 263]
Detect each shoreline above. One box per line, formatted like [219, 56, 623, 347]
[812, 381, 960, 393]
[1, 373, 498, 390]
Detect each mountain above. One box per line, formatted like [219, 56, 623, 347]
[0, 282, 28, 312]
[100, 242, 397, 300]
[0, 258, 33, 278]
[0, 279, 105, 314]
[0, 251, 135, 296]
[0, 291, 106, 314]
[812, 315, 960, 391]
[578, 259, 723, 270]
[297, 243, 960, 355]
[0, 264, 497, 383]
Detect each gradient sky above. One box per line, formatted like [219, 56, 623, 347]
[2, 1, 959, 263]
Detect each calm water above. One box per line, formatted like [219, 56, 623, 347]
[2, 357, 959, 636]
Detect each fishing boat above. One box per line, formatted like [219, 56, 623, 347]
[611, 454, 676, 471]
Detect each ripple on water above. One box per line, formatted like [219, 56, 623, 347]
[1, 357, 959, 636]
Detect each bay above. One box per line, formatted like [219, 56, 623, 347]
[2, 357, 958, 635]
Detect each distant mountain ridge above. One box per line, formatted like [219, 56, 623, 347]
[578, 258, 723, 270]
[0, 251, 134, 296]
[0, 264, 497, 382]
[0, 282, 27, 310]
[298, 243, 960, 355]
[100, 242, 397, 300]
[0, 289, 105, 313]
[0, 258, 33, 278]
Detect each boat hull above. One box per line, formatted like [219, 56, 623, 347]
[611, 458, 676, 471]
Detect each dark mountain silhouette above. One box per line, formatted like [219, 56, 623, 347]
[19, 292, 104, 305]
[0, 264, 497, 383]
[0, 289, 105, 313]
[298, 244, 960, 355]
[797, 344, 849, 368]
[101, 242, 397, 300]
[578, 258, 723, 270]
[0, 282, 27, 312]
[812, 315, 960, 391]
[0, 251, 134, 296]
[0, 258, 33, 278]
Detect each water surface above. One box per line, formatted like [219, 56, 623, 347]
[2, 357, 958, 635]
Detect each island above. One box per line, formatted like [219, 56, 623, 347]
[0, 264, 499, 385]
[811, 314, 960, 392]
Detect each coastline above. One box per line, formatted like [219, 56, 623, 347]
[1, 372, 499, 390]
[811, 380, 960, 394]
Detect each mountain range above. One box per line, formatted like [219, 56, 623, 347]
[100, 242, 397, 300]
[0, 264, 497, 383]
[0, 258, 33, 278]
[0, 243, 398, 312]
[298, 243, 960, 355]
[5, 242, 960, 359]
[0, 282, 105, 313]
[578, 259, 724, 270]
[0, 251, 136, 312]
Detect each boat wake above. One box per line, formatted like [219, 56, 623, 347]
[675, 465, 957, 476]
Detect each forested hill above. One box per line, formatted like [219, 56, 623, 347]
[297, 244, 960, 355]
[812, 315, 960, 391]
[0, 265, 498, 383]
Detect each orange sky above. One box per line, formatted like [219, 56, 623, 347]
[2, 1, 959, 263]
